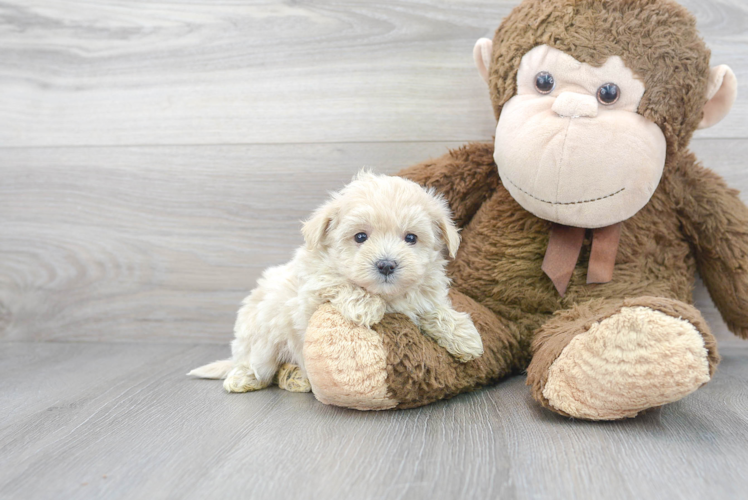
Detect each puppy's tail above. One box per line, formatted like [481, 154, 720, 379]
[187, 359, 233, 379]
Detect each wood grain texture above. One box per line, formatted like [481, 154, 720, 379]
[0, 141, 461, 342]
[0, 0, 745, 148]
[1, 2, 747, 499]
[0, 341, 747, 500]
[1, 139, 746, 344]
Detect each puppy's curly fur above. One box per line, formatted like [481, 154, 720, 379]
[189, 171, 483, 393]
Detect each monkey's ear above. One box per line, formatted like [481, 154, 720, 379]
[301, 198, 338, 251]
[473, 38, 493, 84]
[698, 65, 738, 129]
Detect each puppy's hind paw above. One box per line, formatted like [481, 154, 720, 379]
[275, 363, 312, 393]
[223, 366, 270, 393]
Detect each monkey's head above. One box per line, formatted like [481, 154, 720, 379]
[474, 0, 737, 228]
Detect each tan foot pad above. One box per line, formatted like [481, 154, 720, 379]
[303, 304, 396, 410]
[543, 306, 711, 420]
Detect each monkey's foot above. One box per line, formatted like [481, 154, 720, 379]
[540, 304, 713, 420]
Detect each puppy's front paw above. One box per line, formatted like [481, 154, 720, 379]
[422, 311, 484, 363]
[223, 366, 270, 393]
[447, 331, 484, 363]
[338, 295, 387, 328]
[447, 320, 484, 362]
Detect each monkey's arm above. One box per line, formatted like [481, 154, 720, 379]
[677, 154, 748, 338]
[397, 142, 499, 228]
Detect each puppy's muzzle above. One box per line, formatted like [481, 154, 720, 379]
[376, 259, 398, 276]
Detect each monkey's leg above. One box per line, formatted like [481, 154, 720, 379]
[303, 290, 524, 410]
[526, 297, 720, 420]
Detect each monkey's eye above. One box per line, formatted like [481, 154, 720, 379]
[534, 72, 555, 94]
[597, 83, 620, 105]
[354, 232, 368, 244]
[404, 233, 417, 244]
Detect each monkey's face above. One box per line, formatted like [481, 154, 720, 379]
[493, 45, 667, 228]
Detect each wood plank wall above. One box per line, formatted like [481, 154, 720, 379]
[1, 0, 747, 343]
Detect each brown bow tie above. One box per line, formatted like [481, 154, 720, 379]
[541, 223, 622, 296]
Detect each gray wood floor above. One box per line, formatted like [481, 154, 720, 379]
[2, 1, 748, 499]
[2, 341, 748, 500]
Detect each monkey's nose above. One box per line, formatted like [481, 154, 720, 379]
[376, 260, 398, 276]
[552, 92, 598, 118]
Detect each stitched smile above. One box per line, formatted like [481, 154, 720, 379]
[506, 177, 625, 206]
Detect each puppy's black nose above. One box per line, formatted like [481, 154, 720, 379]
[376, 259, 398, 276]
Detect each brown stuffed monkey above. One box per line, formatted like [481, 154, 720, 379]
[302, 0, 747, 420]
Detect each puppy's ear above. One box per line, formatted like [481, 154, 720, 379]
[433, 200, 461, 259]
[301, 198, 339, 250]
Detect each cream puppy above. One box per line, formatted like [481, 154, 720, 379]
[189, 171, 483, 393]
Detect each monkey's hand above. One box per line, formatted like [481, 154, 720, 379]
[699, 254, 748, 339]
[679, 159, 748, 339]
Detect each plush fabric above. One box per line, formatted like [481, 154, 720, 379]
[699, 65, 738, 129]
[493, 45, 669, 228]
[380, 290, 525, 409]
[488, 0, 711, 152]
[542, 306, 711, 420]
[527, 296, 719, 419]
[302, 0, 748, 419]
[304, 304, 396, 410]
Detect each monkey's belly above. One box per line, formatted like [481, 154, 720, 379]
[447, 185, 696, 336]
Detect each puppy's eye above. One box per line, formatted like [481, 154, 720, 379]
[354, 232, 368, 244]
[404, 233, 417, 244]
